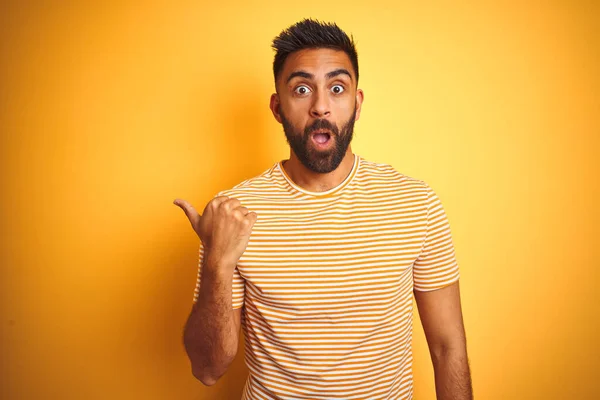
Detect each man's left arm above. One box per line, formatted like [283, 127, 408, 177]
[414, 280, 473, 400]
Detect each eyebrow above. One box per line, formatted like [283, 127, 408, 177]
[286, 68, 353, 84]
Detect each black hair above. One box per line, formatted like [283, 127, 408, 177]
[272, 19, 359, 86]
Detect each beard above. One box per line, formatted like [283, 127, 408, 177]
[280, 105, 357, 174]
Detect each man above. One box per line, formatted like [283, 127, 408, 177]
[174, 19, 473, 400]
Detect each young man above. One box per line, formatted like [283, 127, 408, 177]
[175, 19, 473, 400]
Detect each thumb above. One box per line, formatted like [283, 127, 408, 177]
[173, 198, 201, 227]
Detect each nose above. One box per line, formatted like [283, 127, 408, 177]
[309, 89, 331, 119]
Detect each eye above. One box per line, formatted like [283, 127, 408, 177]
[294, 85, 311, 95]
[331, 85, 345, 94]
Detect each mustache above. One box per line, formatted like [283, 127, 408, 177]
[304, 119, 339, 136]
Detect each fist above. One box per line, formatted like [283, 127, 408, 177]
[173, 196, 258, 269]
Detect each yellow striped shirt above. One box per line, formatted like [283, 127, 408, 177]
[193, 153, 460, 399]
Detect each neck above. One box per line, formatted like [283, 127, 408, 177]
[282, 148, 355, 193]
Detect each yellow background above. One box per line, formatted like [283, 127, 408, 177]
[1, 1, 598, 399]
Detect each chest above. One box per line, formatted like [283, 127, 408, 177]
[236, 202, 426, 308]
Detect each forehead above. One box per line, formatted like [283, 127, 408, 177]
[280, 48, 355, 81]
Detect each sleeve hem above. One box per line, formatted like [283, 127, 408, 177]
[413, 275, 460, 292]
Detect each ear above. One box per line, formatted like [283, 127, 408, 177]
[270, 93, 283, 124]
[354, 89, 364, 122]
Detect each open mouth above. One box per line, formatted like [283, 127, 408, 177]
[311, 130, 332, 145]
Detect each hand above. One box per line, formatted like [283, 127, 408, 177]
[173, 196, 258, 269]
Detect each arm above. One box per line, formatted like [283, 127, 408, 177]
[183, 257, 242, 386]
[414, 281, 473, 400]
[174, 195, 256, 386]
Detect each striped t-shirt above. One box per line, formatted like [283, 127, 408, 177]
[193, 153, 460, 399]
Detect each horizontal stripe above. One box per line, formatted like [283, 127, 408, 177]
[192, 154, 460, 399]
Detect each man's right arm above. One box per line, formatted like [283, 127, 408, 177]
[174, 195, 256, 386]
[183, 258, 242, 386]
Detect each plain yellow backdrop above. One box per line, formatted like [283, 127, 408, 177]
[1, 1, 598, 399]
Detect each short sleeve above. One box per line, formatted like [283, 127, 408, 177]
[413, 183, 460, 291]
[192, 235, 246, 309]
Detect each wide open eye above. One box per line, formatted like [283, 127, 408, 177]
[294, 85, 312, 95]
[331, 85, 345, 94]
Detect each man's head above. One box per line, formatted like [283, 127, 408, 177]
[269, 19, 364, 174]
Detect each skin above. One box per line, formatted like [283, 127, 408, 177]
[175, 197, 254, 386]
[271, 48, 472, 398]
[176, 47, 473, 398]
[270, 48, 364, 192]
[415, 282, 473, 399]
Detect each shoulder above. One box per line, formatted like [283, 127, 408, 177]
[357, 156, 430, 192]
[215, 162, 282, 201]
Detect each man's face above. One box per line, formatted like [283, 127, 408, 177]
[271, 48, 364, 173]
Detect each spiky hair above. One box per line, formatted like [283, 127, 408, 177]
[272, 19, 359, 85]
